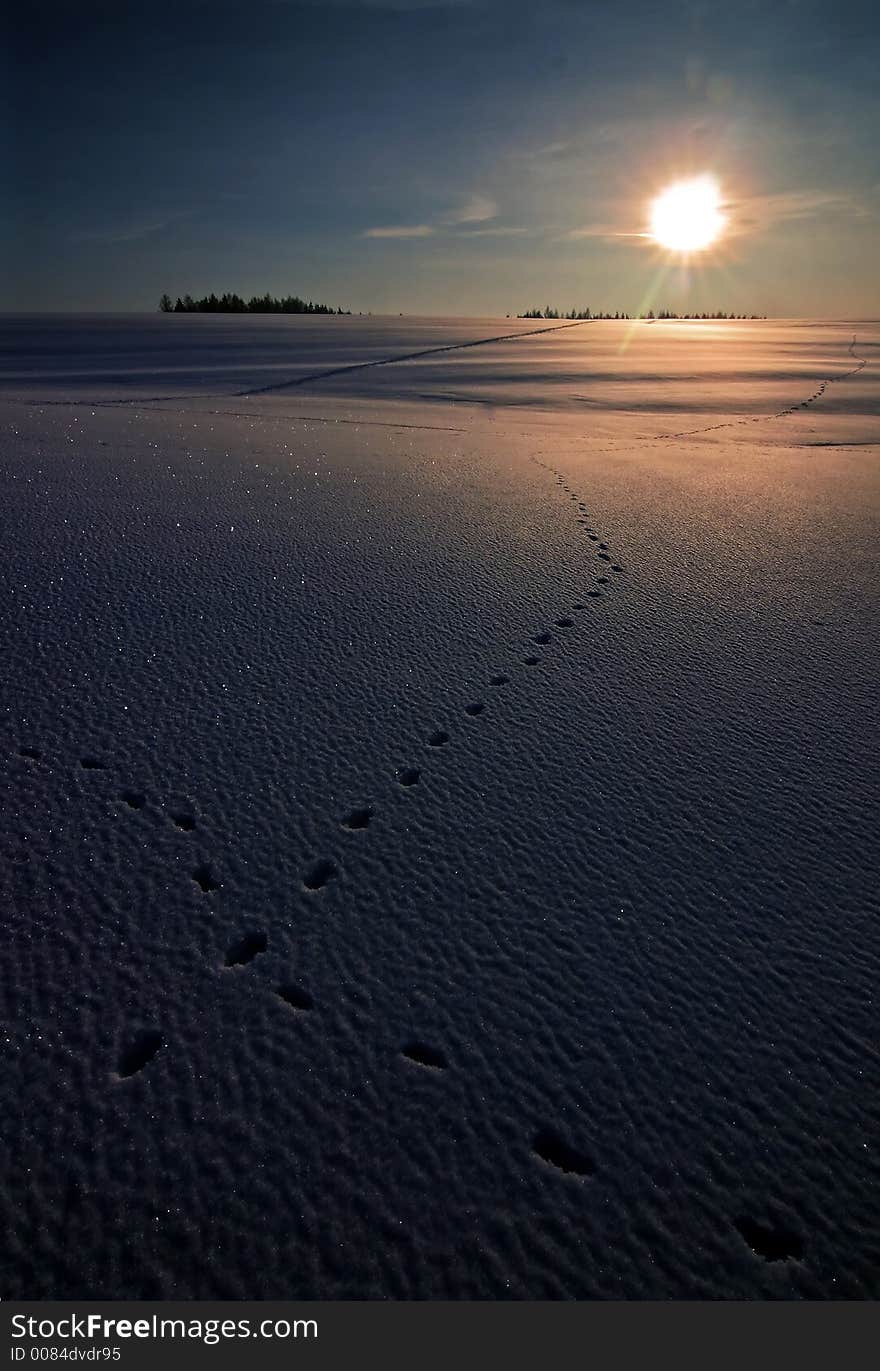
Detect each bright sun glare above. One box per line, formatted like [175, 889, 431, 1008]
[649, 175, 726, 252]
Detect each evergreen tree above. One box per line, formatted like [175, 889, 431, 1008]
[156, 290, 351, 315]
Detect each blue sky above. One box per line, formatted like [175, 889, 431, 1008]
[4, 0, 879, 314]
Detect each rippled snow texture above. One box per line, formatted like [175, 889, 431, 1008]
[1, 315, 878, 1298]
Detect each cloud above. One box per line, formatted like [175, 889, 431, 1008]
[561, 186, 871, 248]
[364, 189, 504, 239]
[517, 139, 575, 163]
[74, 209, 192, 245]
[458, 225, 529, 237]
[729, 188, 862, 232]
[562, 224, 647, 241]
[363, 223, 435, 237]
[439, 192, 497, 225]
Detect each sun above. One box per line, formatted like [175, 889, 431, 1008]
[649, 175, 726, 252]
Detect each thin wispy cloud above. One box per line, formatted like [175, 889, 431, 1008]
[74, 209, 192, 245]
[517, 139, 575, 163]
[561, 186, 871, 249]
[729, 188, 864, 232]
[438, 193, 497, 225]
[459, 225, 529, 237]
[363, 223, 435, 238]
[562, 224, 647, 241]
[363, 190, 508, 239]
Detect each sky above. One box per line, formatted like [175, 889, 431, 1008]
[3, 0, 879, 315]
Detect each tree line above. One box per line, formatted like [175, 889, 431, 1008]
[516, 306, 765, 320]
[159, 292, 350, 315]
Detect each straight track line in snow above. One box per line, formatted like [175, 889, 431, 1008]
[236, 318, 592, 397]
[3, 318, 592, 411]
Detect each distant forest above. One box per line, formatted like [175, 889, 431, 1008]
[158, 294, 765, 321]
[159, 293, 350, 315]
[517, 306, 766, 320]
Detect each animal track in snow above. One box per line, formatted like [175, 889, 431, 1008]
[341, 806, 372, 830]
[283, 448, 632, 1067]
[224, 931, 267, 967]
[193, 864, 221, 894]
[303, 858, 338, 891]
[736, 1215, 804, 1264]
[276, 984, 314, 1012]
[21, 449, 628, 1024]
[531, 456, 627, 598]
[532, 1128, 595, 1178]
[402, 1041, 448, 1070]
[659, 333, 868, 438]
[117, 1030, 162, 1080]
[307, 450, 630, 918]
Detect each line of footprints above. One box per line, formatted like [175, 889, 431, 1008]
[300, 456, 624, 901]
[660, 333, 868, 439]
[14, 458, 622, 1183]
[661, 376, 834, 439]
[13, 471, 807, 1251]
